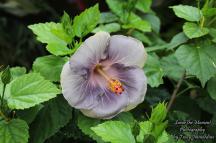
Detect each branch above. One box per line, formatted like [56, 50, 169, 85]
[167, 72, 185, 111]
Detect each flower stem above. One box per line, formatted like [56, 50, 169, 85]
[167, 72, 185, 111]
[1, 84, 6, 108]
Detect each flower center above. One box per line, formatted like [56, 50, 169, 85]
[95, 65, 124, 95]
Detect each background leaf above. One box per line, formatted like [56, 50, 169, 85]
[16, 105, 43, 124]
[78, 113, 104, 143]
[135, 0, 152, 13]
[99, 12, 118, 24]
[30, 96, 72, 143]
[207, 77, 216, 101]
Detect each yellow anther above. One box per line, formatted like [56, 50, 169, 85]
[109, 79, 124, 95]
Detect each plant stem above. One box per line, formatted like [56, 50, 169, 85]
[197, 0, 200, 9]
[0, 110, 9, 121]
[167, 72, 185, 111]
[176, 85, 199, 97]
[1, 84, 6, 108]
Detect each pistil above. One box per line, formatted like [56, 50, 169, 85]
[95, 65, 124, 95]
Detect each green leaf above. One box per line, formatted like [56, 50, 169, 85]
[28, 22, 71, 43]
[92, 23, 121, 33]
[175, 44, 216, 86]
[170, 5, 202, 22]
[135, 0, 152, 13]
[131, 30, 152, 45]
[28, 22, 72, 56]
[113, 112, 135, 127]
[6, 73, 60, 109]
[78, 113, 104, 143]
[45, 42, 73, 56]
[202, 8, 216, 17]
[196, 95, 216, 114]
[16, 105, 43, 124]
[143, 14, 161, 34]
[166, 32, 188, 50]
[150, 102, 167, 124]
[152, 121, 168, 139]
[168, 110, 189, 121]
[136, 121, 153, 143]
[144, 54, 164, 87]
[123, 13, 151, 32]
[145, 88, 170, 106]
[72, 4, 100, 37]
[156, 131, 169, 143]
[161, 54, 185, 80]
[106, 0, 124, 17]
[209, 28, 216, 43]
[10, 67, 26, 79]
[183, 22, 209, 39]
[33, 55, 67, 82]
[91, 121, 136, 143]
[30, 96, 72, 143]
[207, 77, 216, 101]
[0, 119, 29, 143]
[99, 12, 118, 24]
[61, 11, 74, 39]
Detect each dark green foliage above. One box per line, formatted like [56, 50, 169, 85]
[0, 0, 216, 143]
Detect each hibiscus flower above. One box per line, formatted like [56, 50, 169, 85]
[61, 32, 147, 119]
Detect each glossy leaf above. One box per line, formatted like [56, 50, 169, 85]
[91, 121, 135, 143]
[166, 32, 188, 50]
[123, 13, 151, 32]
[92, 23, 121, 33]
[7, 73, 60, 109]
[161, 54, 185, 80]
[0, 119, 29, 143]
[33, 55, 67, 81]
[150, 102, 167, 124]
[175, 44, 216, 86]
[28, 22, 72, 56]
[170, 5, 202, 22]
[136, 121, 152, 143]
[72, 4, 100, 37]
[183, 22, 209, 39]
[144, 54, 164, 87]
